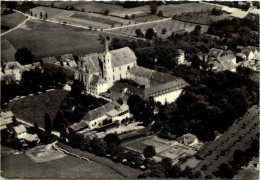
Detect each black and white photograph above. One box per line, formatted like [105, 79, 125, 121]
[0, 0, 259, 179]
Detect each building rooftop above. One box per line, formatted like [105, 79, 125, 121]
[207, 48, 223, 59]
[82, 101, 121, 123]
[14, 125, 27, 134]
[70, 121, 89, 132]
[90, 74, 107, 85]
[60, 54, 74, 62]
[41, 57, 57, 64]
[2, 111, 14, 119]
[106, 104, 129, 117]
[81, 47, 137, 74]
[4, 61, 21, 70]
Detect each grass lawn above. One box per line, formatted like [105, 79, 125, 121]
[6, 90, 68, 128]
[1, 39, 16, 65]
[1, 12, 27, 32]
[71, 13, 120, 25]
[1, 145, 122, 178]
[1, 19, 104, 60]
[58, 143, 142, 178]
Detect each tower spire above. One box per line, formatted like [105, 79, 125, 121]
[104, 36, 109, 53]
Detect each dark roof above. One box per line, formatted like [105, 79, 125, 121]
[41, 57, 57, 64]
[70, 121, 88, 131]
[207, 48, 223, 59]
[82, 101, 120, 122]
[111, 75, 189, 99]
[128, 66, 177, 84]
[81, 47, 136, 74]
[60, 54, 74, 62]
[90, 74, 106, 85]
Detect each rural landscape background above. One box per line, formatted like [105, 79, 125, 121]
[1, 1, 259, 179]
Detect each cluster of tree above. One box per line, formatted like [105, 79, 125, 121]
[1, 8, 13, 15]
[139, 157, 202, 178]
[1, 68, 67, 108]
[213, 139, 259, 178]
[127, 95, 160, 127]
[2, 1, 37, 13]
[211, 8, 223, 16]
[207, 18, 259, 47]
[15, 47, 35, 65]
[151, 66, 259, 141]
[52, 80, 107, 132]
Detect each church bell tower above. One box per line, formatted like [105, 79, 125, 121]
[102, 37, 113, 88]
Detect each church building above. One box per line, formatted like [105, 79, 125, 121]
[74, 38, 137, 94]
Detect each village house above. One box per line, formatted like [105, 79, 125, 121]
[3, 61, 22, 81]
[237, 46, 259, 71]
[60, 54, 77, 68]
[0, 111, 14, 131]
[69, 101, 131, 131]
[110, 66, 189, 105]
[206, 48, 237, 72]
[14, 124, 27, 140]
[176, 133, 198, 146]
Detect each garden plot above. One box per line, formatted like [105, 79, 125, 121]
[109, 19, 209, 39]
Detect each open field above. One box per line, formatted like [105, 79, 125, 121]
[6, 90, 68, 128]
[1, 145, 122, 178]
[158, 2, 220, 17]
[108, 19, 209, 39]
[1, 19, 104, 60]
[1, 39, 16, 65]
[58, 143, 142, 178]
[1, 12, 27, 33]
[193, 105, 259, 177]
[174, 11, 231, 25]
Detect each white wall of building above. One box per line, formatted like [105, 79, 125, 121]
[154, 89, 183, 105]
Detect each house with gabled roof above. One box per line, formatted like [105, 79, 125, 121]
[69, 101, 130, 131]
[206, 48, 237, 72]
[14, 124, 27, 140]
[60, 54, 77, 68]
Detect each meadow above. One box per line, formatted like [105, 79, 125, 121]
[6, 90, 68, 128]
[1, 12, 27, 33]
[1, 19, 104, 60]
[108, 19, 209, 39]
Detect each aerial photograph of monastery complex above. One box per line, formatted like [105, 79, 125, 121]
[0, 1, 259, 179]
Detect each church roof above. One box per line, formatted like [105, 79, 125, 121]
[128, 66, 178, 84]
[90, 74, 107, 85]
[81, 47, 137, 74]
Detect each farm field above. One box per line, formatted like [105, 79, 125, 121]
[1, 145, 122, 178]
[30, 6, 134, 29]
[174, 11, 231, 25]
[1, 12, 28, 33]
[158, 2, 220, 17]
[1, 19, 105, 60]
[107, 19, 209, 39]
[193, 105, 259, 178]
[6, 90, 68, 128]
[1, 39, 16, 65]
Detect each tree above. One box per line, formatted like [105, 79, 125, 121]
[40, 12, 42, 19]
[70, 80, 84, 98]
[104, 9, 109, 15]
[135, 29, 142, 37]
[162, 28, 167, 34]
[151, 121, 163, 133]
[80, 136, 91, 150]
[125, 15, 129, 19]
[145, 28, 156, 39]
[150, 2, 158, 15]
[14, 47, 34, 65]
[157, 10, 163, 17]
[150, 164, 165, 178]
[161, 157, 173, 177]
[45, 13, 48, 19]
[44, 112, 52, 138]
[30, 11, 32, 16]
[12, 116, 18, 126]
[104, 133, 121, 146]
[143, 145, 156, 159]
[107, 143, 117, 156]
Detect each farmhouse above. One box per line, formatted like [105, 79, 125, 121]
[3, 61, 22, 81]
[0, 111, 14, 130]
[206, 48, 237, 72]
[176, 133, 198, 146]
[75, 38, 137, 94]
[60, 54, 77, 68]
[14, 124, 27, 140]
[69, 101, 131, 131]
[110, 66, 189, 105]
